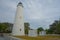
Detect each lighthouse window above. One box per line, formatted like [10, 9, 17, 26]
[20, 29, 21, 31]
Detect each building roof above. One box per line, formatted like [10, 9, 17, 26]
[17, 2, 23, 7]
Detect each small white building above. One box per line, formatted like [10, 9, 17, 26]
[28, 29, 37, 37]
[39, 31, 46, 36]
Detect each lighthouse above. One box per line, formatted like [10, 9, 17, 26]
[12, 2, 25, 36]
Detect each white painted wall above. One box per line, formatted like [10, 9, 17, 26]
[12, 3, 25, 36]
[39, 31, 46, 36]
[28, 30, 37, 37]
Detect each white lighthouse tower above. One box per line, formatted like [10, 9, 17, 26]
[12, 2, 25, 36]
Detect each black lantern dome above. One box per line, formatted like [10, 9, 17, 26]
[17, 2, 23, 7]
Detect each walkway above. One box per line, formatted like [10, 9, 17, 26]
[0, 37, 5, 40]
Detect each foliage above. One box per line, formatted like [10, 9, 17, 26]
[24, 23, 30, 35]
[0, 22, 13, 33]
[0, 23, 7, 32]
[46, 20, 60, 34]
[37, 27, 44, 35]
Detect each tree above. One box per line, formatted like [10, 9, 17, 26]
[0, 23, 8, 33]
[24, 22, 30, 35]
[0, 22, 13, 33]
[47, 19, 60, 34]
[37, 27, 44, 35]
[45, 29, 53, 34]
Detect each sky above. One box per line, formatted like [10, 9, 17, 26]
[0, 0, 60, 29]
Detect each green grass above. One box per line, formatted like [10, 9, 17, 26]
[15, 35, 60, 40]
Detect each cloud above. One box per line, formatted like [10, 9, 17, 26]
[0, 0, 18, 23]
[0, 0, 60, 29]
[23, 0, 60, 29]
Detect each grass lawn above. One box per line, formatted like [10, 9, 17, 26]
[15, 35, 60, 40]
